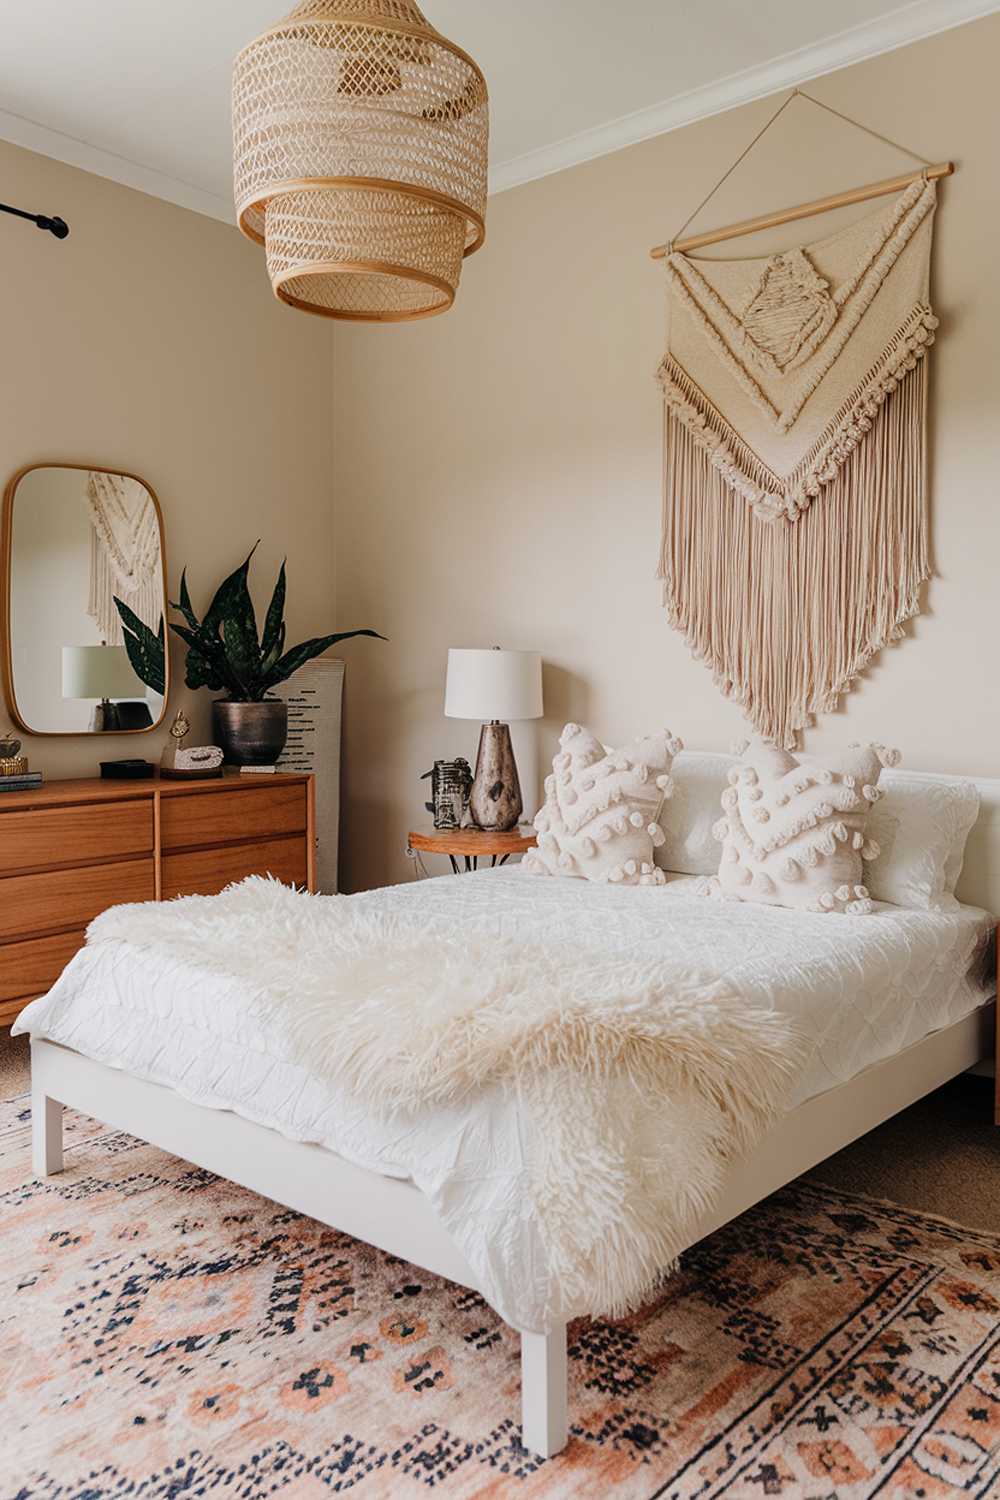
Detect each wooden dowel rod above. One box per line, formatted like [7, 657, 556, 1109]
[650, 161, 953, 260]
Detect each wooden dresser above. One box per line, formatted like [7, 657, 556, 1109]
[0, 770, 314, 1026]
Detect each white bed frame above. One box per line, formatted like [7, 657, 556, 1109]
[28, 1003, 992, 1457]
[28, 773, 1000, 1459]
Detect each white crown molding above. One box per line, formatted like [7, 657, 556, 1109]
[0, 107, 234, 225]
[1, 0, 996, 221]
[488, 0, 1000, 196]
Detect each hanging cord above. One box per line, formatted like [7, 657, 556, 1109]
[667, 88, 933, 252]
[794, 89, 933, 168]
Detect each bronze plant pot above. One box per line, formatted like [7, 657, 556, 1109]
[212, 699, 287, 766]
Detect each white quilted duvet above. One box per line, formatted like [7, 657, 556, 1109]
[15, 869, 994, 1331]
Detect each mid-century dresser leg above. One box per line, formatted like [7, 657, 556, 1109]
[520, 1325, 568, 1458]
[32, 1086, 64, 1177]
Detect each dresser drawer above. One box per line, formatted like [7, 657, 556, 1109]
[0, 859, 155, 942]
[160, 784, 307, 852]
[0, 929, 85, 1004]
[162, 835, 308, 900]
[0, 798, 153, 876]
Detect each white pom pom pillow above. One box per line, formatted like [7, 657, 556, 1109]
[524, 722, 683, 886]
[708, 739, 900, 915]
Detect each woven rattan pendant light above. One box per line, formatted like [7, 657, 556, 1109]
[233, 0, 488, 322]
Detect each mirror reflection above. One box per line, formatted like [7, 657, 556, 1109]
[4, 465, 168, 734]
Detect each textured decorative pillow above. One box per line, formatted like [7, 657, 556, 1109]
[524, 722, 683, 886]
[657, 750, 736, 875]
[863, 772, 980, 910]
[708, 739, 900, 914]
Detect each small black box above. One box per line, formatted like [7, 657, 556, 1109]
[100, 759, 156, 780]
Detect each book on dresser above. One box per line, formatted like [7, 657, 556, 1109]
[0, 769, 315, 1026]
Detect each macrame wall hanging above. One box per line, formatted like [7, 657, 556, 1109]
[651, 91, 952, 748]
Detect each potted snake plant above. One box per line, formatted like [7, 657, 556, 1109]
[162, 544, 382, 765]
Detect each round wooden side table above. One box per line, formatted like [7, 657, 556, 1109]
[407, 826, 536, 875]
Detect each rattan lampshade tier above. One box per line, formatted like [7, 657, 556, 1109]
[233, 0, 488, 321]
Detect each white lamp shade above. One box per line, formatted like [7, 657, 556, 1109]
[62, 645, 143, 700]
[444, 648, 543, 722]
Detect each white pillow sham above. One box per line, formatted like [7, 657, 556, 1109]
[525, 722, 682, 886]
[656, 750, 735, 875]
[863, 771, 980, 910]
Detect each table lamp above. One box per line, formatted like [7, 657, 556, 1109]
[62, 644, 149, 732]
[445, 647, 543, 831]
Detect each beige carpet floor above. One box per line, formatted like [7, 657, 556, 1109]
[0, 1030, 28, 1095]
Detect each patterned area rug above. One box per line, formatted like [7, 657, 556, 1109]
[4, 1092, 1000, 1499]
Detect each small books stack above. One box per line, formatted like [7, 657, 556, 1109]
[0, 732, 42, 791]
[0, 769, 42, 791]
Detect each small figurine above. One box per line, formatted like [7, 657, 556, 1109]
[160, 709, 224, 780]
[0, 728, 28, 777]
[421, 757, 473, 829]
[169, 709, 190, 745]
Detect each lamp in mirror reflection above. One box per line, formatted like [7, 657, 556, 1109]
[61, 644, 152, 732]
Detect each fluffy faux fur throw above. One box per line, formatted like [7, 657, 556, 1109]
[89, 877, 802, 1319]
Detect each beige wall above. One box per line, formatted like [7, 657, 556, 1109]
[3, 18, 998, 893]
[0, 139, 336, 775]
[333, 14, 1000, 893]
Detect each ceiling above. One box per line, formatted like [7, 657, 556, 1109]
[0, 0, 994, 222]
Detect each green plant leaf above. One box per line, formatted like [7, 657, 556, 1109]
[186, 647, 227, 693]
[168, 622, 236, 695]
[203, 544, 261, 699]
[168, 547, 382, 705]
[114, 599, 166, 696]
[170, 569, 199, 631]
[261, 560, 286, 668]
[203, 543, 258, 630]
[264, 629, 385, 690]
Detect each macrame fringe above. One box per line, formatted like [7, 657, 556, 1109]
[659, 359, 929, 749]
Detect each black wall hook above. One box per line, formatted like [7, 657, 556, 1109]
[0, 201, 69, 239]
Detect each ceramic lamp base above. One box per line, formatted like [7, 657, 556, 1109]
[469, 721, 522, 832]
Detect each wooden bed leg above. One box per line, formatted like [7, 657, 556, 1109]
[32, 1086, 64, 1177]
[520, 1326, 568, 1458]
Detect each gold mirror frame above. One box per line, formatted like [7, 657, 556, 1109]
[1, 461, 170, 737]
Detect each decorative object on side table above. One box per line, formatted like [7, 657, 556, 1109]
[444, 648, 543, 832]
[421, 757, 473, 830]
[407, 825, 536, 876]
[0, 729, 41, 790]
[159, 709, 224, 780]
[168, 543, 382, 766]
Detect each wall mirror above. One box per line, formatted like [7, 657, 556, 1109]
[2, 463, 169, 734]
